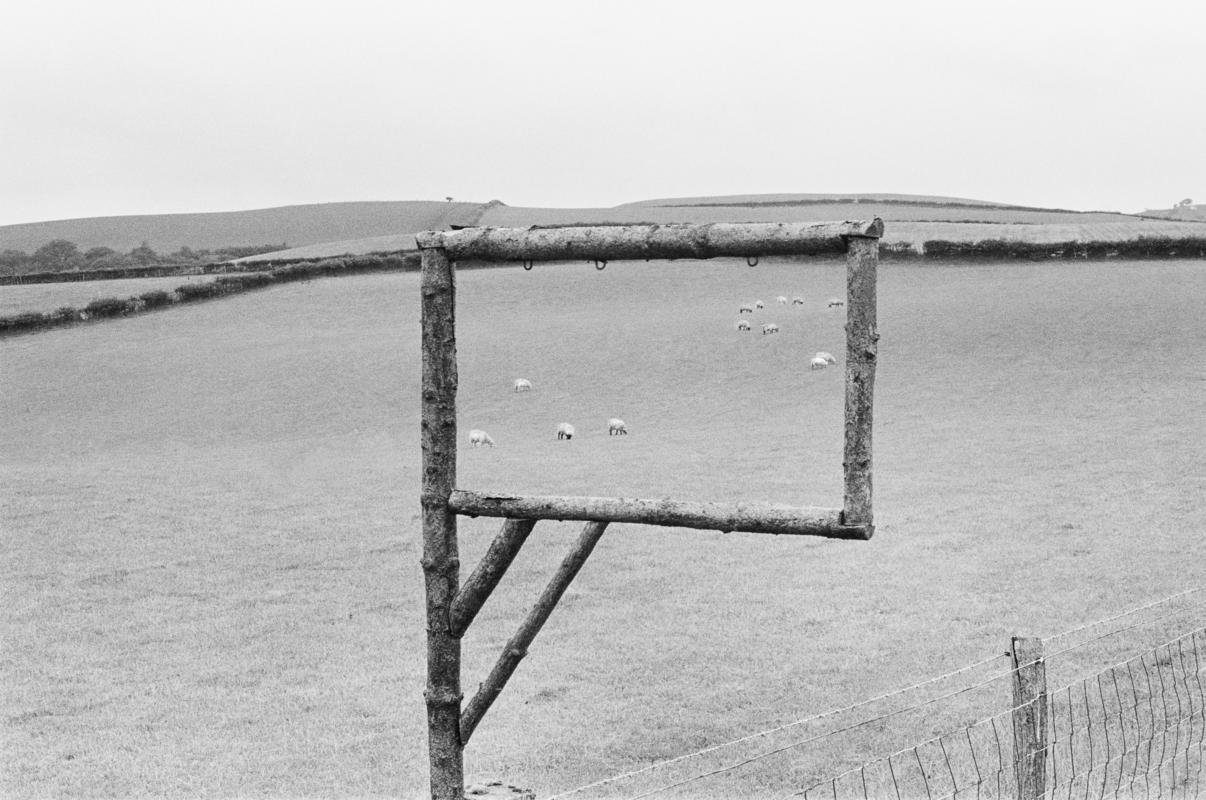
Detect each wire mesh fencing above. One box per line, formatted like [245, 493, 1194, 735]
[796, 627, 1206, 800]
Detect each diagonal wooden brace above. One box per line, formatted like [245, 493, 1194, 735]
[460, 521, 609, 745]
[449, 518, 537, 638]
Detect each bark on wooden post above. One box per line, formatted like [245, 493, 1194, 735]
[449, 519, 538, 638]
[420, 244, 464, 800]
[842, 235, 878, 538]
[1011, 636, 1049, 800]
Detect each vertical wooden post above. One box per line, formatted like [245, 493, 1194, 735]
[1011, 636, 1049, 800]
[420, 245, 464, 800]
[843, 236, 878, 537]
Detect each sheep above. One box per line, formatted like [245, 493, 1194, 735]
[815, 351, 837, 364]
[513, 378, 533, 392]
[557, 422, 575, 440]
[468, 429, 495, 447]
[827, 297, 845, 307]
[776, 296, 788, 305]
[738, 304, 754, 314]
[754, 300, 765, 309]
[608, 418, 628, 435]
[762, 323, 780, 335]
[736, 320, 751, 331]
[791, 297, 805, 305]
[810, 356, 828, 370]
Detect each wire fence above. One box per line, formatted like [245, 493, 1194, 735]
[540, 590, 1206, 800]
[794, 628, 1206, 800]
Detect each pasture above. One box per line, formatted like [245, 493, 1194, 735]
[0, 275, 219, 316]
[3, 258, 1205, 798]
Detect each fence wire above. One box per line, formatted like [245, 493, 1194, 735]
[795, 628, 1206, 800]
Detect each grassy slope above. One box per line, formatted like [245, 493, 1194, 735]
[4, 261, 1206, 798]
[0, 201, 485, 253]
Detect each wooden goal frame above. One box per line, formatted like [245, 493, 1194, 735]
[416, 219, 883, 800]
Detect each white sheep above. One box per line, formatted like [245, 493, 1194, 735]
[557, 422, 575, 440]
[754, 300, 765, 309]
[777, 296, 788, 305]
[810, 356, 828, 370]
[513, 378, 533, 392]
[468, 429, 495, 447]
[736, 320, 751, 331]
[791, 296, 805, 305]
[738, 304, 754, 314]
[816, 351, 837, 364]
[828, 297, 845, 307]
[762, 323, 780, 335]
[608, 418, 628, 436]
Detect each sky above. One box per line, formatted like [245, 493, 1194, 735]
[1, 0, 1203, 226]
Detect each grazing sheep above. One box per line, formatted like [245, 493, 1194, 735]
[468, 429, 495, 447]
[608, 418, 628, 435]
[754, 300, 765, 309]
[828, 297, 845, 307]
[736, 320, 751, 331]
[738, 304, 754, 314]
[777, 296, 788, 304]
[762, 323, 780, 335]
[816, 351, 837, 364]
[513, 378, 533, 392]
[557, 422, 575, 440]
[810, 356, 828, 370]
[791, 297, 805, 305]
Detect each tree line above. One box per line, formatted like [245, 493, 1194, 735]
[0, 239, 288, 275]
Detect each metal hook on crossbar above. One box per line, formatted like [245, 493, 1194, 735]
[594, 260, 607, 271]
[523, 260, 533, 271]
[746, 255, 760, 267]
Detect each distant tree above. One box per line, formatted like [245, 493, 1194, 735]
[446, 196, 453, 202]
[129, 241, 159, 265]
[84, 246, 117, 261]
[1179, 198, 1194, 207]
[33, 239, 81, 271]
[0, 249, 31, 274]
[169, 245, 201, 262]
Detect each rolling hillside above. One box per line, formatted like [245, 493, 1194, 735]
[0, 201, 486, 253]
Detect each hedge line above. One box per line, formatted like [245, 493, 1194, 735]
[917, 236, 1206, 261]
[0, 252, 421, 337]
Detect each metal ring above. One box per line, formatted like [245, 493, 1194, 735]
[594, 260, 607, 271]
[746, 255, 759, 267]
[523, 260, 533, 271]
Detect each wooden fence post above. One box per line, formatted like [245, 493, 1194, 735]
[843, 236, 878, 537]
[421, 244, 464, 800]
[1010, 636, 1048, 800]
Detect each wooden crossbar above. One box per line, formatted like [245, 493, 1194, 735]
[415, 219, 883, 262]
[449, 490, 872, 540]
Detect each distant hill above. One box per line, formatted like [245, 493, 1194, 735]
[1138, 204, 1206, 222]
[0, 201, 486, 254]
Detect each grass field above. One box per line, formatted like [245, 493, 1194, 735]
[3, 259, 1206, 799]
[0, 275, 219, 316]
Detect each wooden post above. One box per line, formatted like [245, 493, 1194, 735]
[460, 521, 609, 745]
[1011, 636, 1048, 800]
[449, 519, 538, 638]
[843, 235, 878, 536]
[420, 244, 464, 800]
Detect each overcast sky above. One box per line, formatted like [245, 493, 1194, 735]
[1, 0, 1202, 226]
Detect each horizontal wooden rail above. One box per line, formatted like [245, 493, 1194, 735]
[415, 219, 884, 262]
[448, 490, 872, 540]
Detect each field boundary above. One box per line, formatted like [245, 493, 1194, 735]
[0, 252, 419, 338]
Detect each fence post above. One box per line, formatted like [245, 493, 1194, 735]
[1010, 636, 1048, 800]
[420, 244, 464, 800]
[843, 235, 878, 537]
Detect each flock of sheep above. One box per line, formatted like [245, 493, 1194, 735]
[466, 292, 845, 448]
[737, 294, 845, 370]
[467, 379, 627, 447]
